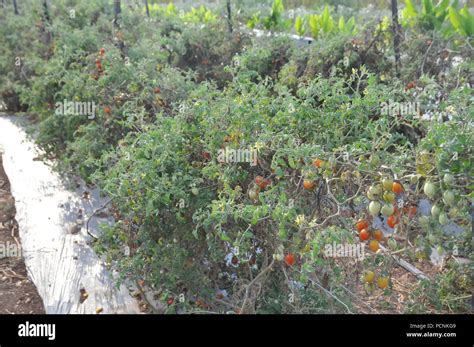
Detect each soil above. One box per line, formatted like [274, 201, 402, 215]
[0, 155, 45, 314]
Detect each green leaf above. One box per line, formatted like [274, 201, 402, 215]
[404, 0, 418, 18]
[338, 16, 346, 32]
[288, 156, 297, 169]
[448, 6, 462, 31]
[309, 14, 319, 38]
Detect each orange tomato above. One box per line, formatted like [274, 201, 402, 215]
[313, 159, 324, 168]
[303, 179, 315, 190]
[373, 229, 384, 241]
[105, 105, 111, 114]
[392, 182, 403, 195]
[368, 240, 380, 252]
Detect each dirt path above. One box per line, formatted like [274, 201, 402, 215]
[0, 155, 45, 314]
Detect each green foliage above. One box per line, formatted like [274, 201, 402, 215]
[294, 15, 307, 37]
[448, 5, 474, 37]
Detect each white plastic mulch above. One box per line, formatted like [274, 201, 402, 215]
[0, 116, 139, 314]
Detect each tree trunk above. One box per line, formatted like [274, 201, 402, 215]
[12, 0, 19, 15]
[391, 0, 401, 78]
[114, 0, 121, 26]
[43, 0, 50, 23]
[226, 0, 233, 33]
[144, 0, 150, 18]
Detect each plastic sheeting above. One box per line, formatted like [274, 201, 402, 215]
[0, 116, 139, 314]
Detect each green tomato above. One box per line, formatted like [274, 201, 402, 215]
[423, 182, 436, 199]
[381, 204, 395, 216]
[438, 212, 448, 225]
[409, 174, 420, 185]
[368, 201, 381, 216]
[383, 191, 395, 203]
[443, 173, 454, 185]
[387, 238, 397, 251]
[273, 253, 283, 261]
[367, 190, 377, 201]
[382, 178, 393, 191]
[431, 204, 441, 217]
[368, 185, 380, 196]
[448, 208, 458, 219]
[442, 190, 455, 206]
[248, 189, 258, 200]
[191, 187, 199, 196]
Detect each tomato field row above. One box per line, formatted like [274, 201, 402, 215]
[0, 0, 472, 314]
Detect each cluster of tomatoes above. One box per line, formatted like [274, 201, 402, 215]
[364, 270, 389, 290]
[356, 219, 382, 253]
[366, 177, 411, 229]
[357, 222, 390, 291]
[94, 47, 106, 79]
[248, 175, 272, 201]
[423, 174, 458, 226]
[303, 158, 325, 190]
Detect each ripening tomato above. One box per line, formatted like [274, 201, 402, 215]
[100, 47, 105, 56]
[359, 229, 370, 241]
[387, 215, 398, 228]
[356, 220, 369, 232]
[154, 87, 161, 94]
[405, 81, 415, 90]
[284, 253, 295, 266]
[377, 276, 389, 289]
[373, 229, 384, 241]
[364, 271, 375, 284]
[368, 240, 380, 252]
[255, 176, 269, 190]
[392, 182, 403, 195]
[313, 158, 324, 168]
[95, 59, 101, 65]
[303, 179, 315, 190]
[105, 105, 111, 114]
[167, 297, 174, 305]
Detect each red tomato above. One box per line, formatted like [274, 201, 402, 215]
[359, 229, 370, 241]
[284, 253, 295, 266]
[387, 215, 398, 228]
[356, 220, 369, 232]
[255, 176, 268, 190]
[105, 105, 111, 114]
